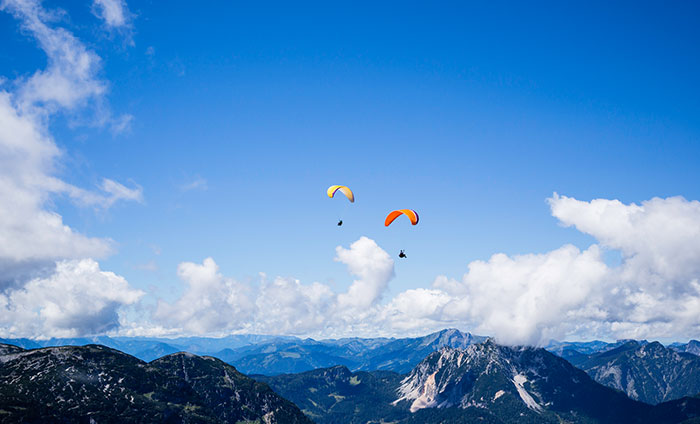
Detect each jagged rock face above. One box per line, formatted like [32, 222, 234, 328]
[0, 344, 311, 424]
[395, 341, 517, 412]
[685, 340, 700, 356]
[669, 340, 700, 356]
[393, 341, 650, 423]
[575, 341, 700, 404]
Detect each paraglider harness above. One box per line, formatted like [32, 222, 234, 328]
[398, 250, 406, 258]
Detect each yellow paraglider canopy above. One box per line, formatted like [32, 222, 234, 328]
[327, 185, 354, 203]
[384, 209, 419, 226]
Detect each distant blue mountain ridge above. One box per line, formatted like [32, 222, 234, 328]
[0, 329, 483, 374]
[2, 330, 698, 378]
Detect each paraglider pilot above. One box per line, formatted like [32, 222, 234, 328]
[398, 250, 406, 258]
[337, 220, 343, 226]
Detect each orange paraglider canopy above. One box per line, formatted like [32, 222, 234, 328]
[384, 209, 419, 226]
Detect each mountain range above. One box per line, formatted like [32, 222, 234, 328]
[670, 340, 700, 356]
[257, 341, 700, 424]
[1, 328, 485, 375]
[5, 338, 700, 423]
[0, 343, 310, 423]
[4, 329, 700, 422]
[4, 331, 699, 379]
[559, 340, 700, 405]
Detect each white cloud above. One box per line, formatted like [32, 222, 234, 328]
[0, 0, 141, 286]
[549, 194, 700, 290]
[2, 0, 105, 113]
[0, 93, 114, 284]
[431, 244, 610, 345]
[0, 259, 143, 338]
[91, 0, 131, 29]
[375, 194, 700, 345]
[381, 288, 455, 333]
[154, 258, 256, 335]
[2, 0, 134, 131]
[148, 195, 700, 344]
[152, 238, 395, 337]
[254, 276, 335, 335]
[400, 194, 700, 345]
[335, 236, 395, 310]
[547, 194, 700, 341]
[0, 0, 143, 339]
[369, 194, 700, 345]
[99, 178, 143, 206]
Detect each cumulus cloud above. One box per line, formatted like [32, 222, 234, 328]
[149, 195, 700, 344]
[550, 194, 700, 290]
[548, 194, 700, 341]
[0, 259, 143, 338]
[154, 258, 256, 334]
[430, 244, 610, 345]
[335, 236, 394, 310]
[0, 0, 140, 286]
[255, 276, 335, 335]
[153, 238, 395, 337]
[380, 288, 455, 334]
[394, 194, 700, 345]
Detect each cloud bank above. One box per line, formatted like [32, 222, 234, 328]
[0, 259, 143, 338]
[149, 195, 700, 345]
[153, 237, 394, 337]
[423, 194, 700, 344]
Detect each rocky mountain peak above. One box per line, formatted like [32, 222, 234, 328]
[394, 343, 545, 413]
[687, 340, 700, 355]
[577, 339, 700, 404]
[418, 328, 474, 349]
[391, 340, 649, 423]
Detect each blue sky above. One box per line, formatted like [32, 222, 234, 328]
[1, 0, 700, 343]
